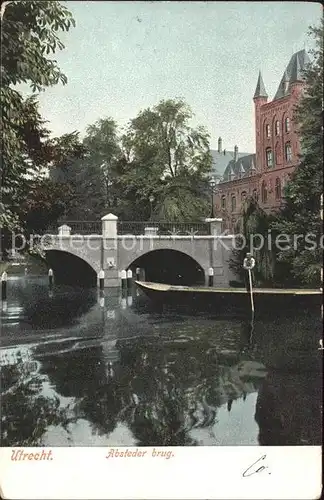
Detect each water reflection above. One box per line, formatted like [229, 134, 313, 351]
[1, 277, 98, 331]
[239, 317, 255, 354]
[23, 286, 97, 328]
[1, 361, 71, 447]
[0, 277, 322, 447]
[1, 335, 266, 446]
[256, 369, 322, 445]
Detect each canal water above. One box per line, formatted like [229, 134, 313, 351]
[1, 273, 322, 447]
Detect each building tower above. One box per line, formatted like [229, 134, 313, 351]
[253, 71, 268, 171]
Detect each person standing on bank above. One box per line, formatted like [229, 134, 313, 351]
[243, 252, 255, 292]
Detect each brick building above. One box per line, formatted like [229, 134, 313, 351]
[213, 49, 310, 231]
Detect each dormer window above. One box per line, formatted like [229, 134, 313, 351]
[285, 117, 290, 133]
[275, 120, 280, 136]
[265, 124, 271, 138]
[285, 142, 292, 162]
[266, 148, 273, 167]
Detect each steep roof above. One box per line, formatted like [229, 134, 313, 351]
[221, 154, 257, 182]
[210, 149, 251, 179]
[274, 49, 310, 100]
[254, 71, 268, 99]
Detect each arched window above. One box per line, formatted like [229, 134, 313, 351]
[266, 148, 273, 167]
[221, 195, 226, 210]
[252, 189, 258, 200]
[285, 142, 292, 162]
[275, 120, 280, 136]
[275, 178, 281, 200]
[285, 117, 290, 133]
[261, 181, 267, 203]
[241, 191, 247, 202]
[231, 195, 236, 212]
[265, 124, 271, 138]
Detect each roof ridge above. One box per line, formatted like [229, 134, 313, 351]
[273, 48, 310, 100]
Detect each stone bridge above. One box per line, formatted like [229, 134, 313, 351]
[38, 214, 238, 287]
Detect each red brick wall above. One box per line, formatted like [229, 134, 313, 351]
[214, 175, 261, 230]
[214, 81, 305, 230]
[255, 81, 303, 212]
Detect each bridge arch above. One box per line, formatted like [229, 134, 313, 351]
[125, 249, 206, 286]
[42, 238, 101, 272]
[45, 250, 98, 287]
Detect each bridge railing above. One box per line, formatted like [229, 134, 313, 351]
[49, 221, 102, 235]
[41, 220, 218, 236]
[117, 221, 211, 236]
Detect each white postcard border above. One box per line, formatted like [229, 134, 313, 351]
[0, 446, 322, 499]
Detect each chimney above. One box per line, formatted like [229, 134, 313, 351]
[218, 137, 222, 153]
[234, 145, 238, 162]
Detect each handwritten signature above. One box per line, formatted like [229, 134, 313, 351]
[242, 454, 271, 477]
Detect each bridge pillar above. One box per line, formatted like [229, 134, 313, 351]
[58, 224, 71, 236]
[205, 217, 223, 236]
[101, 214, 119, 288]
[205, 218, 226, 287]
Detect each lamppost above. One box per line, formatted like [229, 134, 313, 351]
[209, 177, 217, 218]
[149, 195, 154, 221]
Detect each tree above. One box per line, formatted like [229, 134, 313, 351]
[1, 94, 51, 231]
[51, 119, 121, 220]
[271, 18, 323, 286]
[21, 178, 73, 234]
[1, 0, 76, 230]
[119, 99, 212, 221]
[3, 130, 87, 243]
[81, 118, 121, 216]
[230, 196, 276, 286]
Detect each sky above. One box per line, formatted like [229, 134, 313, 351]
[23, 1, 322, 152]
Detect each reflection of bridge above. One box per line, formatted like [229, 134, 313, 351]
[38, 214, 237, 287]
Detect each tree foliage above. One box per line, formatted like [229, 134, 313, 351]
[22, 178, 73, 233]
[271, 18, 323, 286]
[119, 99, 212, 221]
[82, 118, 121, 215]
[1, 0, 75, 90]
[230, 197, 276, 286]
[1, 94, 51, 231]
[51, 119, 121, 220]
[54, 100, 213, 222]
[1, 0, 75, 230]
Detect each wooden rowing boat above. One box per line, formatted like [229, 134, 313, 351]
[135, 281, 322, 313]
